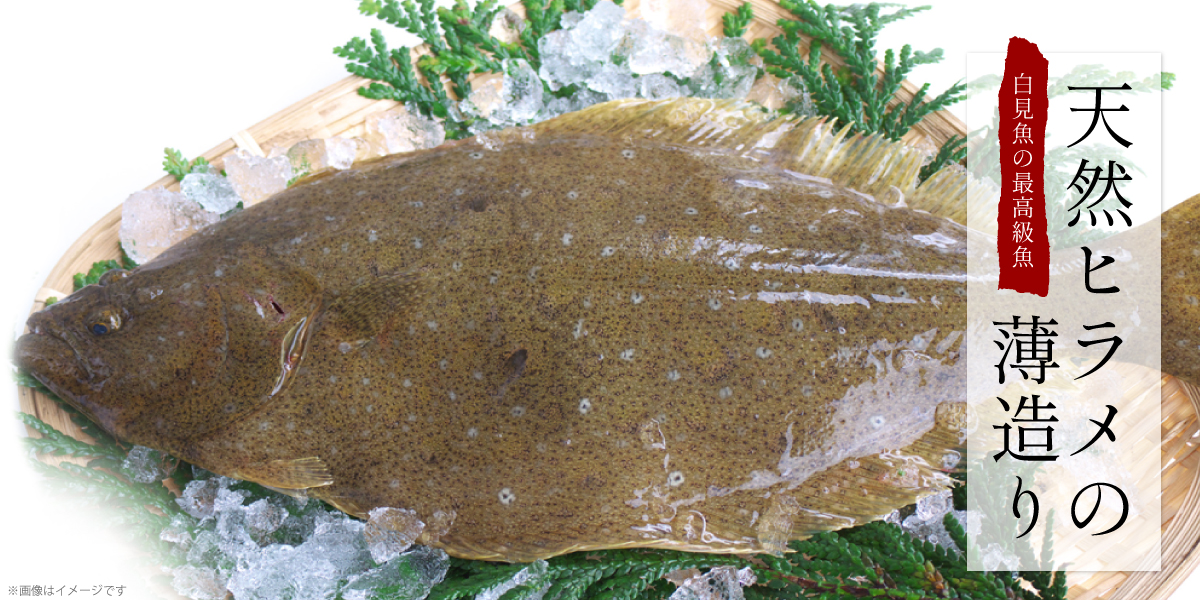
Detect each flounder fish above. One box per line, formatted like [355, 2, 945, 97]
[16, 98, 1189, 562]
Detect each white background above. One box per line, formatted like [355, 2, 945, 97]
[1, 1, 1196, 597]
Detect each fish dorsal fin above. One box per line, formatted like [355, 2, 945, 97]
[231, 456, 334, 490]
[321, 272, 420, 345]
[528, 98, 946, 206]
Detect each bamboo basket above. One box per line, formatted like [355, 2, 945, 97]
[14, 1, 1200, 599]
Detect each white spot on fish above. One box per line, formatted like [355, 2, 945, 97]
[685, 207, 699, 215]
[573, 319, 586, 339]
[567, 190, 579, 200]
[634, 214, 646, 224]
[719, 387, 733, 399]
[329, 376, 338, 383]
[214, 268, 223, 277]
[791, 319, 804, 332]
[521, 188, 533, 198]
[631, 292, 644, 304]
[708, 298, 722, 310]
[562, 233, 573, 246]
[473, 370, 484, 380]
[619, 349, 635, 361]
[579, 398, 592, 414]
[601, 246, 616, 257]
[469, 151, 484, 159]
[439, 359, 449, 370]
[325, 216, 336, 222]
[499, 488, 516, 505]
[410, 201, 424, 208]
[448, 391, 457, 401]
[870, 415, 886, 429]
[426, 321, 438, 331]
[667, 370, 681, 381]
[368, 230, 378, 242]
[403, 379, 412, 387]
[489, 271, 501, 284]
[451, 261, 462, 271]
[749, 225, 763, 234]
[467, 428, 478, 439]
[622, 149, 636, 159]
[511, 406, 526, 417]
[390, 480, 401, 489]
[668, 471, 685, 487]
[362, 378, 370, 385]
[756, 347, 773, 359]
[413, 238, 423, 249]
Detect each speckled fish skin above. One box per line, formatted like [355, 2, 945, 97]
[17, 100, 972, 562]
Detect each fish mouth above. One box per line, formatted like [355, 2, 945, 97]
[14, 329, 115, 430]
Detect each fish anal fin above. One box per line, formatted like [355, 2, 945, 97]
[322, 273, 419, 344]
[232, 456, 334, 490]
[529, 98, 937, 202]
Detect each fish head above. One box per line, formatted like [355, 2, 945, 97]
[15, 250, 322, 454]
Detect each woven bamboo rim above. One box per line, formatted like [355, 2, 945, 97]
[15, 1, 1197, 599]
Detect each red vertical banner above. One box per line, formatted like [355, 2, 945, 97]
[998, 37, 1048, 295]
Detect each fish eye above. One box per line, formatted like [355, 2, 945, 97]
[86, 310, 121, 336]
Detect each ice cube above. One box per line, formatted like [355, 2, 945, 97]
[915, 490, 951, 522]
[669, 565, 757, 600]
[463, 74, 505, 121]
[363, 104, 446, 156]
[120, 445, 171, 484]
[501, 58, 545, 123]
[160, 513, 195, 546]
[423, 508, 456, 544]
[171, 565, 228, 600]
[586, 63, 639, 100]
[488, 8, 526, 45]
[224, 148, 292, 206]
[308, 511, 372, 576]
[340, 546, 450, 600]
[537, 29, 603, 91]
[476, 559, 550, 600]
[364, 507, 425, 564]
[639, 73, 685, 100]
[180, 171, 241, 215]
[119, 187, 220, 264]
[286, 138, 360, 179]
[177, 476, 232, 520]
[570, 1, 627, 63]
[628, 29, 711, 78]
[244, 498, 289, 535]
[186, 530, 224, 566]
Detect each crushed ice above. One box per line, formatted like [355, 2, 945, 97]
[669, 566, 757, 600]
[883, 490, 967, 554]
[164, 473, 450, 600]
[119, 187, 220, 264]
[120, 445, 172, 484]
